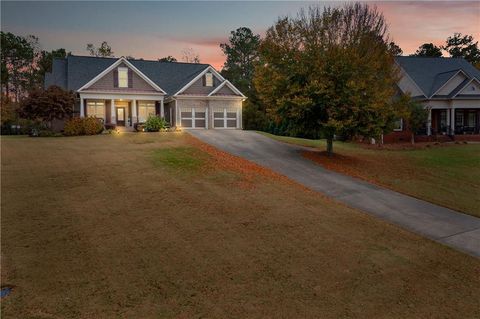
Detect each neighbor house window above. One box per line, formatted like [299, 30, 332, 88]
[86, 101, 105, 120]
[393, 118, 403, 131]
[455, 111, 464, 127]
[118, 67, 128, 88]
[138, 101, 156, 122]
[205, 73, 213, 87]
[467, 111, 476, 127]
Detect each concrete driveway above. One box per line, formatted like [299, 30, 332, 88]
[189, 130, 480, 258]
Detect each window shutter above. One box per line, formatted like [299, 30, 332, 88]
[113, 70, 118, 88]
[155, 102, 160, 115]
[128, 69, 133, 88]
[202, 74, 206, 86]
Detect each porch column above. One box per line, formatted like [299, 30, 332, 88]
[450, 108, 455, 135]
[427, 108, 432, 136]
[160, 99, 164, 118]
[111, 99, 116, 124]
[80, 98, 85, 117]
[132, 99, 137, 124]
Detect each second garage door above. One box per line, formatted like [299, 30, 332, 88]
[180, 107, 206, 129]
[213, 108, 238, 129]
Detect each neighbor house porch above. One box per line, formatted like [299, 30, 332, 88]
[79, 93, 166, 128]
[429, 108, 480, 136]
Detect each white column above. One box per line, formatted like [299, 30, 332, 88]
[427, 108, 432, 136]
[80, 97, 85, 117]
[132, 99, 137, 124]
[450, 108, 455, 135]
[110, 99, 116, 124]
[160, 99, 164, 118]
[175, 100, 179, 126]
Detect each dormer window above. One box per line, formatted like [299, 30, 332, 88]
[118, 67, 128, 88]
[205, 72, 213, 87]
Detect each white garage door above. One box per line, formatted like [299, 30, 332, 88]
[180, 107, 206, 129]
[213, 108, 238, 129]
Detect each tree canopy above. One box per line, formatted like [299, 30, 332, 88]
[254, 4, 398, 154]
[158, 56, 177, 62]
[443, 33, 480, 65]
[86, 41, 114, 57]
[412, 43, 443, 57]
[181, 48, 200, 63]
[20, 86, 75, 123]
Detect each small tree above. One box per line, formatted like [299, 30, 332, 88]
[394, 94, 429, 144]
[181, 48, 200, 63]
[20, 86, 75, 126]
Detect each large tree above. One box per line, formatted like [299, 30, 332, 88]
[443, 33, 480, 65]
[412, 43, 443, 57]
[254, 4, 398, 155]
[86, 41, 114, 57]
[220, 27, 264, 130]
[220, 27, 260, 93]
[1, 32, 37, 102]
[36, 48, 69, 87]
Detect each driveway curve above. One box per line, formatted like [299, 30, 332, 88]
[189, 130, 480, 258]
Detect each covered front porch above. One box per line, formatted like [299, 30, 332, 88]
[429, 108, 480, 136]
[78, 93, 167, 129]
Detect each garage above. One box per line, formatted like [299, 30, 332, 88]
[180, 107, 207, 129]
[213, 108, 238, 129]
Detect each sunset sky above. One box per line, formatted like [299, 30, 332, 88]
[2, 1, 479, 69]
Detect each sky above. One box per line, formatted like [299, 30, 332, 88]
[2, 1, 479, 69]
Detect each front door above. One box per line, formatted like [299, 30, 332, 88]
[116, 107, 126, 126]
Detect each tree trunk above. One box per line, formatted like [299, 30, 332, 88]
[326, 137, 333, 156]
[411, 132, 415, 145]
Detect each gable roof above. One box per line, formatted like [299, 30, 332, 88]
[395, 56, 480, 98]
[46, 55, 211, 96]
[78, 57, 166, 93]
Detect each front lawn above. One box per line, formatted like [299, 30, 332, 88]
[1, 133, 479, 318]
[260, 132, 480, 217]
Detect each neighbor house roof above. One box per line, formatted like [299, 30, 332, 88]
[394, 56, 480, 98]
[45, 55, 210, 96]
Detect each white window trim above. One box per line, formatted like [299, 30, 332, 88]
[118, 67, 128, 88]
[205, 73, 213, 87]
[393, 118, 403, 131]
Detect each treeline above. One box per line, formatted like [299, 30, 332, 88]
[218, 4, 479, 152]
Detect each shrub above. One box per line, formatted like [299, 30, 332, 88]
[83, 117, 104, 135]
[64, 117, 103, 136]
[144, 116, 168, 132]
[19, 86, 75, 123]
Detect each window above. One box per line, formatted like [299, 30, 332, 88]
[393, 118, 403, 131]
[467, 111, 476, 127]
[455, 111, 464, 127]
[118, 67, 128, 88]
[205, 73, 213, 87]
[138, 101, 156, 122]
[86, 101, 105, 119]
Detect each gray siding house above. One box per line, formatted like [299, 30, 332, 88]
[45, 55, 246, 129]
[395, 56, 480, 137]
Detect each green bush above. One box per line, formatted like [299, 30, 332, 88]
[64, 117, 103, 136]
[144, 116, 168, 132]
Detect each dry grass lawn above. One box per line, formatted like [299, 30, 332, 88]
[1, 133, 479, 318]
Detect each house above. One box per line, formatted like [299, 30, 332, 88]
[44, 55, 246, 129]
[391, 56, 480, 142]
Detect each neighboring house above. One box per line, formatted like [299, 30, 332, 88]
[391, 56, 480, 142]
[44, 55, 246, 129]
